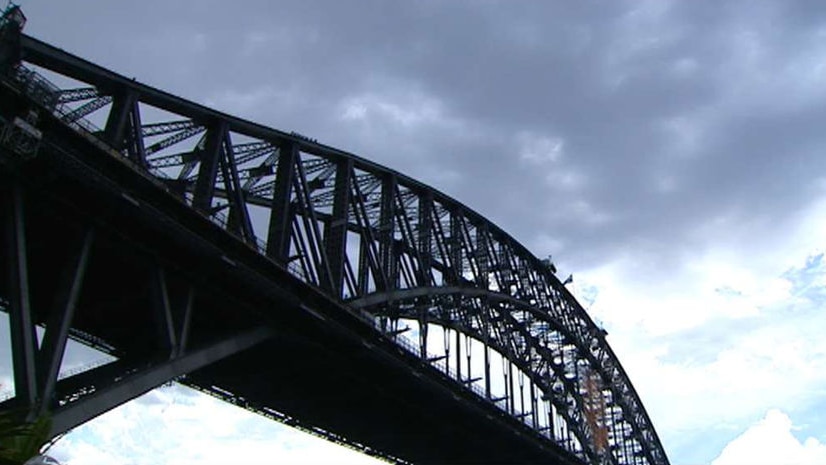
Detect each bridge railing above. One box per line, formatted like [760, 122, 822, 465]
[0, 357, 115, 404]
[350, 309, 558, 443]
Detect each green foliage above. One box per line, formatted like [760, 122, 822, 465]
[0, 409, 52, 465]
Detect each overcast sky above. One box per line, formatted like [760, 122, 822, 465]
[3, 0, 826, 464]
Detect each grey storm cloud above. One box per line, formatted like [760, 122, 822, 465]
[24, 1, 826, 278]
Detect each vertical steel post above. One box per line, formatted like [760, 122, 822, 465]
[417, 192, 433, 286]
[379, 175, 397, 290]
[103, 90, 137, 152]
[455, 328, 461, 381]
[323, 158, 352, 297]
[465, 333, 472, 384]
[623, 422, 633, 465]
[357, 239, 369, 297]
[484, 343, 491, 399]
[192, 123, 225, 214]
[481, 296, 491, 399]
[503, 358, 510, 412]
[126, 100, 147, 167]
[266, 142, 297, 262]
[508, 362, 515, 415]
[449, 212, 462, 285]
[418, 320, 428, 360]
[221, 131, 255, 243]
[5, 182, 38, 409]
[476, 223, 489, 289]
[417, 192, 433, 358]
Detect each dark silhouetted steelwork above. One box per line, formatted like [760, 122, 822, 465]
[0, 13, 669, 465]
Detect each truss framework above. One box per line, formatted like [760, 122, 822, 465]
[0, 24, 669, 465]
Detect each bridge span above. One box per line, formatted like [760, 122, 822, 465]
[0, 8, 668, 465]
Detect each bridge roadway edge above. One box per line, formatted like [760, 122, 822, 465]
[0, 78, 583, 464]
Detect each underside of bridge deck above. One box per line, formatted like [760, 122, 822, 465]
[0, 78, 581, 464]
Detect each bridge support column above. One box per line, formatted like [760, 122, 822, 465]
[508, 361, 515, 415]
[378, 175, 397, 291]
[102, 90, 149, 168]
[266, 142, 297, 262]
[416, 193, 433, 359]
[448, 211, 462, 285]
[322, 158, 352, 297]
[4, 181, 38, 410]
[125, 98, 147, 167]
[455, 328, 461, 381]
[484, 342, 491, 399]
[192, 123, 226, 214]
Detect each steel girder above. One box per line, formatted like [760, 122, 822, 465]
[0, 30, 670, 465]
[56, 87, 99, 104]
[49, 326, 273, 436]
[0, 178, 274, 437]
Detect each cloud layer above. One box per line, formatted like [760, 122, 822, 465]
[712, 410, 826, 465]
[7, 1, 826, 463]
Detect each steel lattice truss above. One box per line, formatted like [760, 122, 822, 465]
[0, 29, 669, 465]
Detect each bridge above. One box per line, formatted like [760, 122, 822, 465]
[0, 7, 669, 465]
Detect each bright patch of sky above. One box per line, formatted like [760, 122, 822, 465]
[45, 386, 383, 465]
[577, 249, 826, 464]
[712, 410, 826, 465]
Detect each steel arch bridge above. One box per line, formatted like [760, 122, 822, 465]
[0, 9, 668, 465]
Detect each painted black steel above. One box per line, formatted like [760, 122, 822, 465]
[5, 181, 37, 410]
[0, 23, 670, 465]
[35, 228, 94, 417]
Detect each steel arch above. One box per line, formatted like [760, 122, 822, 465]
[0, 23, 670, 465]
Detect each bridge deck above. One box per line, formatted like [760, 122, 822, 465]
[0, 78, 581, 464]
[0, 13, 670, 463]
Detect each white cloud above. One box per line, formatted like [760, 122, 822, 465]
[545, 169, 586, 191]
[338, 90, 447, 128]
[517, 131, 565, 165]
[584, 191, 826, 336]
[575, 246, 826, 462]
[712, 410, 826, 465]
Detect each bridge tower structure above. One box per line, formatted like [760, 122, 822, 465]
[0, 8, 669, 465]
